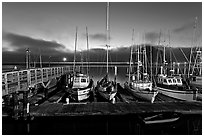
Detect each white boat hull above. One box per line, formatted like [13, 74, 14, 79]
[77, 88, 91, 101]
[132, 82, 152, 91]
[157, 87, 196, 101]
[124, 83, 158, 103]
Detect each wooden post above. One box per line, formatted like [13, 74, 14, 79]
[27, 70, 31, 88]
[44, 87, 48, 99]
[41, 68, 43, 82]
[184, 62, 187, 76]
[46, 68, 48, 81]
[17, 72, 20, 90]
[61, 67, 63, 75]
[12, 92, 19, 119]
[4, 74, 9, 95]
[35, 69, 37, 84]
[54, 67, 56, 77]
[23, 90, 28, 120]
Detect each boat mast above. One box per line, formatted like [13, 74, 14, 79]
[168, 30, 173, 75]
[163, 36, 166, 75]
[156, 30, 161, 75]
[106, 2, 110, 75]
[188, 17, 198, 77]
[150, 37, 153, 82]
[73, 27, 78, 73]
[143, 35, 145, 82]
[86, 27, 89, 75]
[192, 47, 201, 76]
[137, 34, 140, 81]
[144, 35, 147, 75]
[128, 29, 134, 83]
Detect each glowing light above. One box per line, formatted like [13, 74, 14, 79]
[63, 57, 67, 62]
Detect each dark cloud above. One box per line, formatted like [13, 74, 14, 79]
[2, 31, 70, 55]
[89, 33, 111, 41]
[145, 32, 161, 43]
[173, 22, 194, 33]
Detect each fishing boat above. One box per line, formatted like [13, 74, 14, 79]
[95, 3, 117, 103]
[65, 27, 94, 102]
[189, 48, 202, 100]
[187, 17, 202, 101]
[124, 30, 158, 103]
[155, 31, 197, 101]
[68, 72, 94, 101]
[190, 76, 202, 101]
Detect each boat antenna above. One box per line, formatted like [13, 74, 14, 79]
[73, 27, 78, 73]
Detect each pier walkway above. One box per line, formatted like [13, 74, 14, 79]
[2, 66, 76, 96]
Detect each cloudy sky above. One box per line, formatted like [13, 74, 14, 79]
[2, 2, 202, 62]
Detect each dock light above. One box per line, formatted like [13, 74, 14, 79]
[63, 57, 67, 62]
[14, 66, 17, 70]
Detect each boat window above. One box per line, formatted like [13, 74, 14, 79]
[177, 79, 181, 83]
[168, 79, 172, 83]
[164, 79, 167, 83]
[173, 79, 177, 83]
[74, 78, 79, 82]
[81, 78, 87, 83]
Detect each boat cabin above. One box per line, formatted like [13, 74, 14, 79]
[157, 74, 183, 86]
[130, 73, 150, 82]
[72, 73, 89, 88]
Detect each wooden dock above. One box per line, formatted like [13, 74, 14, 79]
[3, 101, 202, 135]
[30, 101, 201, 117]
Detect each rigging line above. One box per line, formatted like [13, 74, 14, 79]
[73, 27, 78, 73]
[129, 29, 134, 83]
[191, 49, 201, 75]
[171, 50, 184, 75]
[106, 2, 110, 75]
[155, 48, 159, 76]
[99, 51, 105, 76]
[179, 48, 190, 63]
[144, 36, 148, 75]
[188, 17, 198, 77]
[155, 30, 162, 76]
[168, 30, 172, 71]
[86, 26, 89, 76]
[150, 44, 153, 82]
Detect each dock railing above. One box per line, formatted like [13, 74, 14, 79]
[2, 66, 74, 96]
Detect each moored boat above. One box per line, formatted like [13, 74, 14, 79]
[68, 73, 94, 101]
[156, 74, 196, 101]
[155, 30, 197, 101]
[65, 27, 94, 102]
[95, 3, 117, 103]
[124, 30, 158, 103]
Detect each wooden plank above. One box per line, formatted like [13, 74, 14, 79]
[29, 101, 202, 117]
